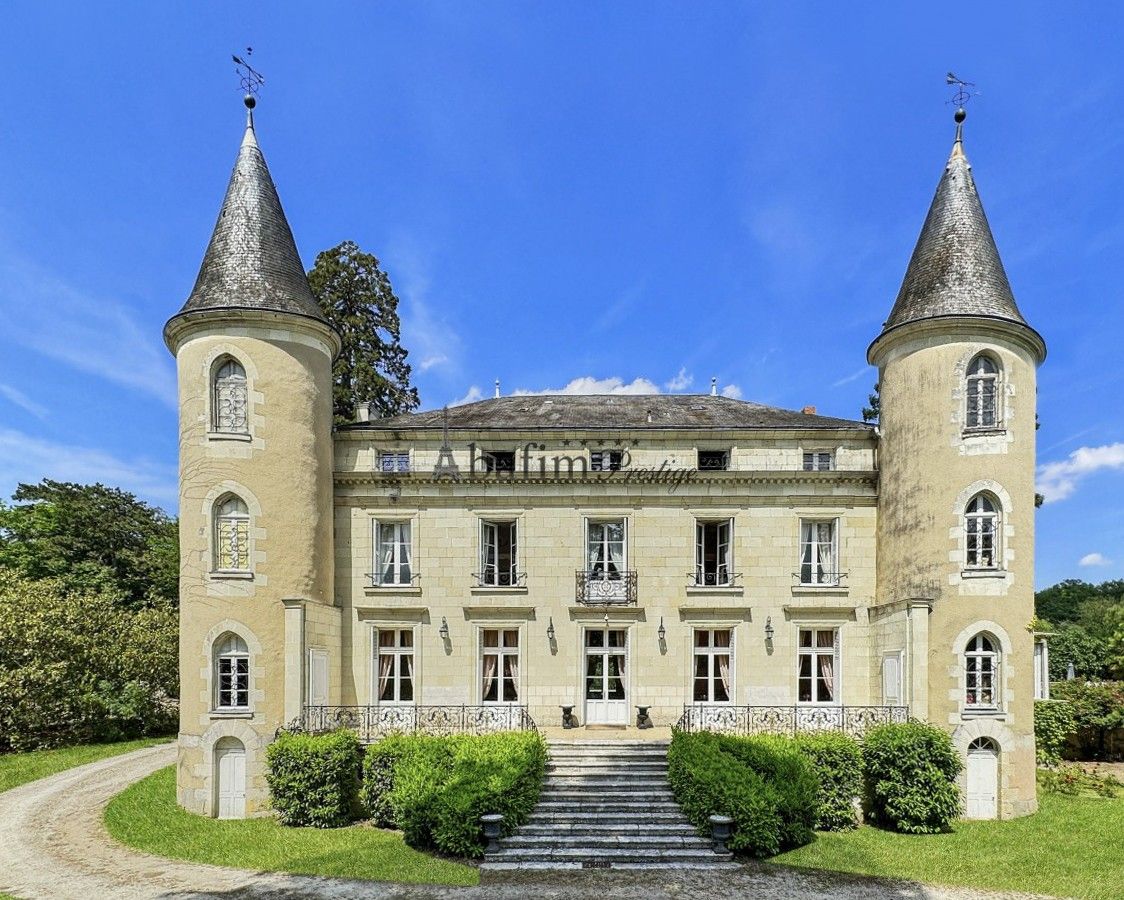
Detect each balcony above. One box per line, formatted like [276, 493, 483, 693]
[471, 571, 528, 588]
[676, 704, 910, 738]
[288, 704, 536, 743]
[688, 571, 743, 588]
[575, 569, 637, 605]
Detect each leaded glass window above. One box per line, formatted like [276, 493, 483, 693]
[214, 495, 250, 572]
[966, 494, 999, 569]
[965, 633, 999, 708]
[966, 355, 999, 428]
[212, 358, 248, 434]
[215, 633, 249, 709]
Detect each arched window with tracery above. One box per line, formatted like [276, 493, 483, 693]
[966, 354, 999, 428]
[965, 633, 1000, 709]
[965, 493, 999, 569]
[213, 494, 250, 572]
[214, 633, 249, 709]
[212, 358, 248, 434]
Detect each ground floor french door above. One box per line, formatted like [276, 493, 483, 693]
[584, 627, 628, 724]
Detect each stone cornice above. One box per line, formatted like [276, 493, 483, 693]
[867, 314, 1046, 367]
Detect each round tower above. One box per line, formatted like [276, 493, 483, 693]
[868, 109, 1046, 819]
[165, 98, 340, 817]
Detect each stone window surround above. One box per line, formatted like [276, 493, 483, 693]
[951, 481, 1014, 580]
[370, 623, 419, 705]
[368, 513, 419, 592]
[952, 345, 1012, 440]
[473, 510, 527, 593]
[793, 510, 847, 592]
[201, 619, 264, 719]
[200, 344, 261, 444]
[475, 621, 524, 706]
[949, 620, 1014, 720]
[202, 481, 263, 583]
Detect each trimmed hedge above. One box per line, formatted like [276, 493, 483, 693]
[667, 730, 818, 857]
[364, 731, 547, 857]
[795, 731, 863, 830]
[265, 729, 362, 827]
[862, 721, 961, 834]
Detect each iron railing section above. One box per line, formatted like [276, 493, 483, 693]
[366, 572, 422, 588]
[289, 704, 536, 742]
[675, 704, 910, 738]
[688, 571, 743, 588]
[471, 571, 528, 588]
[575, 570, 638, 605]
[793, 571, 848, 587]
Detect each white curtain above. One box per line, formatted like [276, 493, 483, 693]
[608, 527, 623, 577]
[818, 654, 834, 701]
[482, 655, 497, 701]
[506, 655, 519, 700]
[717, 654, 731, 700]
[377, 653, 393, 701]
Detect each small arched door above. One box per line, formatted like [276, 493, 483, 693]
[966, 737, 999, 820]
[215, 737, 247, 819]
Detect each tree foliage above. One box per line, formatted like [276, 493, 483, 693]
[0, 479, 178, 608]
[308, 240, 420, 423]
[862, 382, 880, 424]
[1036, 578, 1124, 680]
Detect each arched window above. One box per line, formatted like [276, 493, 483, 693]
[214, 633, 249, 709]
[966, 354, 999, 428]
[965, 493, 999, 569]
[965, 634, 1000, 708]
[212, 358, 248, 434]
[213, 495, 250, 572]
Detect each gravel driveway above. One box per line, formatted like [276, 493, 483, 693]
[0, 744, 1052, 900]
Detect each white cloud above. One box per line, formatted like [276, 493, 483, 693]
[419, 354, 449, 372]
[0, 250, 177, 407]
[513, 376, 662, 396]
[832, 366, 871, 388]
[665, 368, 693, 392]
[451, 385, 484, 406]
[0, 427, 178, 510]
[1079, 552, 1113, 567]
[721, 384, 743, 399]
[1036, 442, 1124, 503]
[0, 383, 47, 420]
[386, 240, 460, 376]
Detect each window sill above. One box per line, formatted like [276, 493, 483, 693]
[207, 431, 253, 443]
[209, 571, 254, 581]
[364, 585, 423, 596]
[209, 710, 253, 719]
[961, 709, 1006, 720]
[961, 427, 1006, 438]
[961, 569, 1007, 580]
[469, 585, 529, 595]
[685, 585, 744, 596]
[791, 584, 848, 595]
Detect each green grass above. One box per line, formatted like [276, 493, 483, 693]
[104, 766, 479, 886]
[0, 738, 170, 794]
[773, 792, 1124, 900]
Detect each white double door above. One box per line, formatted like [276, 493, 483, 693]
[584, 627, 628, 725]
[215, 740, 246, 819]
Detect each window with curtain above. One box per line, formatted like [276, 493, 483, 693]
[375, 628, 414, 703]
[214, 633, 249, 709]
[965, 494, 999, 569]
[695, 520, 732, 586]
[213, 495, 250, 572]
[965, 633, 999, 708]
[799, 520, 838, 585]
[966, 354, 999, 428]
[693, 629, 732, 702]
[375, 522, 412, 585]
[481, 520, 518, 585]
[481, 628, 519, 702]
[587, 520, 626, 580]
[798, 628, 838, 704]
[212, 358, 248, 433]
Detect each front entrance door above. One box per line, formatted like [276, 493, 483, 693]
[215, 738, 246, 819]
[966, 738, 999, 819]
[584, 627, 628, 724]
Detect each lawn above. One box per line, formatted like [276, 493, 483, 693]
[773, 792, 1124, 900]
[104, 766, 479, 887]
[0, 737, 170, 794]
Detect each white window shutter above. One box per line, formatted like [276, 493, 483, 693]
[882, 653, 902, 705]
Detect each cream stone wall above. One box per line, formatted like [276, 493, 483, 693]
[871, 317, 1044, 818]
[172, 317, 336, 817]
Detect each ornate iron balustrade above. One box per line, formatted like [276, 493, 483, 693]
[366, 572, 422, 588]
[687, 571, 743, 588]
[471, 571, 528, 588]
[287, 704, 536, 743]
[575, 570, 638, 605]
[676, 704, 910, 738]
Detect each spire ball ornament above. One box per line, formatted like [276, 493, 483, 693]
[244, 94, 257, 110]
[954, 106, 966, 124]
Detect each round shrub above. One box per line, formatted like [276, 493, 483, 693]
[862, 721, 961, 834]
[265, 729, 361, 827]
[795, 731, 863, 830]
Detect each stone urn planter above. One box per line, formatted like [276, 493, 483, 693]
[708, 814, 733, 854]
[480, 814, 504, 853]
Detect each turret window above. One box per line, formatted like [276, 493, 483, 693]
[966, 354, 999, 429]
[965, 633, 1000, 709]
[214, 633, 250, 710]
[212, 358, 249, 434]
[213, 495, 250, 572]
[965, 494, 1000, 569]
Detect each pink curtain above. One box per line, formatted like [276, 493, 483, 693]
[717, 654, 731, 699]
[482, 655, 497, 700]
[818, 655, 834, 701]
[506, 655, 519, 701]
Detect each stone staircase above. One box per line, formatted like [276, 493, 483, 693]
[482, 739, 737, 871]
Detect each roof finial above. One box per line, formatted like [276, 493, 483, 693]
[945, 72, 975, 151]
[233, 47, 265, 125]
[710, 377, 717, 397]
[494, 379, 501, 399]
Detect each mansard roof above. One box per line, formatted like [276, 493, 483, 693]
[172, 111, 325, 323]
[357, 394, 871, 432]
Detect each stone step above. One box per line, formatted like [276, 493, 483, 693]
[533, 802, 683, 815]
[547, 758, 667, 767]
[526, 810, 689, 825]
[518, 823, 699, 836]
[481, 860, 738, 872]
[501, 835, 713, 850]
[547, 741, 670, 747]
[485, 847, 726, 862]
[542, 780, 671, 791]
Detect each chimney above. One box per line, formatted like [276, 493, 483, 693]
[802, 405, 817, 416]
[710, 377, 717, 396]
[355, 401, 373, 424]
[494, 379, 501, 399]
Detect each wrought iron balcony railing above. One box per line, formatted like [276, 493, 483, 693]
[575, 569, 638, 605]
[688, 571, 743, 588]
[366, 572, 422, 588]
[471, 571, 528, 588]
[675, 704, 909, 738]
[284, 704, 536, 743]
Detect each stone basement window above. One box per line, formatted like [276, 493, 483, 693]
[697, 449, 729, 471]
[590, 450, 623, 471]
[377, 451, 410, 473]
[803, 451, 833, 471]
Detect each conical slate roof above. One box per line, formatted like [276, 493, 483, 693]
[879, 129, 1029, 334]
[174, 111, 325, 322]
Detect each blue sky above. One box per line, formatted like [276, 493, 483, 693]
[0, 2, 1122, 588]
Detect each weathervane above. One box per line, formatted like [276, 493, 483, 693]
[233, 47, 265, 109]
[945, 72, 976, 137]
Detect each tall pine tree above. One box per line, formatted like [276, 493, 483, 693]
[307, 241, 420, 422]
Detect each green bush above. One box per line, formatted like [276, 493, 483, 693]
[265, 729, 362, 827]
[862, 722, 961, 834]
[667, 731, 817, 857]
[369, 731, 546, 858]
[795, 731, 863, 830]
[1034, 700, 1076, 765]
[1049, 680, 1124, 759]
